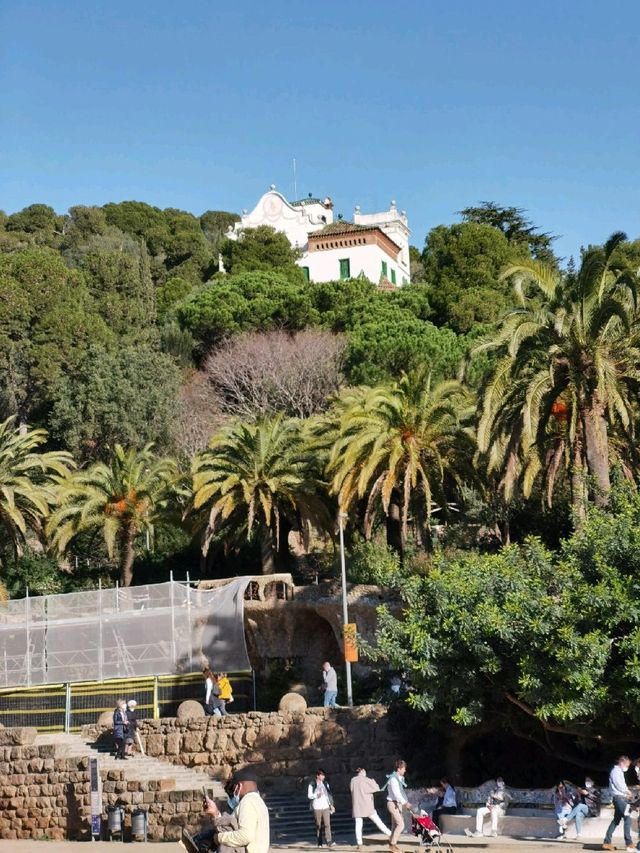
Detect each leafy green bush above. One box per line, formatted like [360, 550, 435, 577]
[347, 538, 401, 585]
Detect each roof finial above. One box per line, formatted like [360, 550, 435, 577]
[270, 183, 276, 191]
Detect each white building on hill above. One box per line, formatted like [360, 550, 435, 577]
[228, 185, 410, 286]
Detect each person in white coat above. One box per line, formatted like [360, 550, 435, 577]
[350, 767, 392, 850]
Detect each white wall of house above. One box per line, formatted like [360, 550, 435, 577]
[354, 201, 411, 283]
[231, 188, 333, 251]
[230, 187, 411, 285]
[305, 242, 404, 285]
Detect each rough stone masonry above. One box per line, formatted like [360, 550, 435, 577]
[0, 705, 398, 841]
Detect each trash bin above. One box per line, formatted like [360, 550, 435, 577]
[107, 804, 124, 838]
[131, 808, 148, 841]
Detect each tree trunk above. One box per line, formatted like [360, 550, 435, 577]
[415, 503, 433, 552]
[277, 516, 293, 570]
[570, 436, 588, 525]
[259, 525, 276, 575]
[581, 402, 610, 507]
[386, 493, 403, 556]
[498, 518, 511, 546]
[119, 527, 136, 587]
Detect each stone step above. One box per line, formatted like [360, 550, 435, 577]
[33, 732, 225, 796]
[262, 793, 356, 841]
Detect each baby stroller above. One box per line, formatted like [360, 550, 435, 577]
[411, 812, 453, 853]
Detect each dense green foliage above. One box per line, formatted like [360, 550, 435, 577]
[4, 195, 640, 773]
[0, 197, 637, 600]
[369, 484, 640, 770]
[422, 222, 515, 333]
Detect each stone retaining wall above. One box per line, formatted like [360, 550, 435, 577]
[0, 706, 398, 840]
[87, 704, 397, 792]
[0, 742, 89, 840]
[0, 746, 215, 842]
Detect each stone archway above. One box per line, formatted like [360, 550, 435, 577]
[245, 603, 341, 700]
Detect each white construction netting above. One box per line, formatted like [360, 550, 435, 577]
[0, 578, 252, 687]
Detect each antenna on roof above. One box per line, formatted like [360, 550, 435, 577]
[293, 157, 297, 200]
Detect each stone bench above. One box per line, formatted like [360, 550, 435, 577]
[440, 807, 613, 839]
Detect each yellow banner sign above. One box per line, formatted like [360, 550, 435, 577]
[343, 623, 358, 662]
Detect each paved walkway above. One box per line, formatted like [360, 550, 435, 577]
[0, 837, 607, 851]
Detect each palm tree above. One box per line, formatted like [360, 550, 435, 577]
[325, 371, 474, 552]
[0, 416, 73, 559]
[477, 232, 640, 514]
[47, 444, 179, 586]
[192, 415, 327, 574]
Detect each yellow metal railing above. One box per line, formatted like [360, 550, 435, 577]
[0, 671, 253, 732]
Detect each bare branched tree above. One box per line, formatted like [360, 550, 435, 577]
[204, 329, 347, 420]
[175, 370, 227, 457]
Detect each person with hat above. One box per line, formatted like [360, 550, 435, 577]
[201, 768, 270, 853]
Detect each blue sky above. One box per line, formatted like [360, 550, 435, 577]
[1, 0, 639, 261]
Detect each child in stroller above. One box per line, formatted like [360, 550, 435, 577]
[412, 811, 452, 853]
[412, 812, 441, 845]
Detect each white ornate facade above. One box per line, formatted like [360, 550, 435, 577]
[228, 186, 410, 286]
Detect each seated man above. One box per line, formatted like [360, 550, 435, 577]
[466, 778, 512, 838]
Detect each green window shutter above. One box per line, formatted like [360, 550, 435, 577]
[339, 258, 350, 279]
[302, 266, 310, 282]
[391, 269, 396, 285]
[381, 260, 388, 277]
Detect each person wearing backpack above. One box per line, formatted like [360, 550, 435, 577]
[308, 769, 335, 847]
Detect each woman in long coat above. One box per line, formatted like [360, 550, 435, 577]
[350, 767, 392, 849]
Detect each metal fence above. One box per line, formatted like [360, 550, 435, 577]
[0, 671, 254, 732]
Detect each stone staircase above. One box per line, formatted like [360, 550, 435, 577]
[33, 732, 225, 796]
[263, 791, 357, 843]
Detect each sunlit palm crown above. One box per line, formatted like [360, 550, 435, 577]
[192, 415, 326, 552]
[47, 444, 179, 558]
[0, 416, 73, 556]
[325, 371, 474, 539]
[476, 232, 640, 505]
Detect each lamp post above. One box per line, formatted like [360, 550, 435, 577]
[338, 510, 353, 707]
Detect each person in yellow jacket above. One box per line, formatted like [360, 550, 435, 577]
[217, 672, 233, 714]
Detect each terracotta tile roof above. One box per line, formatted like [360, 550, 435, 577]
[308, 221, 371, 237]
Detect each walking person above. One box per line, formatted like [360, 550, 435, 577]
[350, 767, 392, 850]
[112, 699, 128, 760]
[432, 778, 457, 829]
[308, 768, 335, 847]
[217, 672, 234, 714]
[385, 759, 411, 853]
[564, 777, 601, 840]
[203, 668, 224, 716]
[322, 662, 338, 708]
[603, 756, 634, 851]
[124, 699, 138, 756]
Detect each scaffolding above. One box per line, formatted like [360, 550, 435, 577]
[0, 578, 252, 689]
